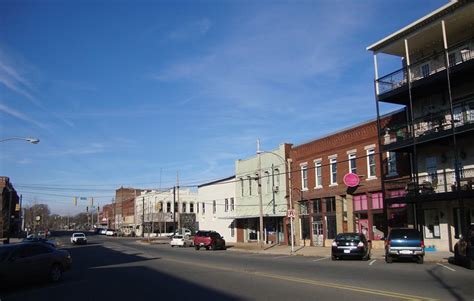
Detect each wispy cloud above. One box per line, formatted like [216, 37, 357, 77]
[49, 143, 106, 156]
[0, 102, 48, 129]
[167, 18, 212, 42]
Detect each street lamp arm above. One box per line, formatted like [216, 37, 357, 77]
[0, 137, 40, 144]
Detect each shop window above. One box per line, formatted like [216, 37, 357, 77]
[231, 222, 235, 237]
[371, 193, 383, 210]
[299, 201, 308, 215]
[313, 199, 322, 214]
[301, 215, 310, 240]
[325, 198, 336, 213]
[353, 195, 368, 211]
[326, 216, 337, 239]
[423, 209, 440, 239]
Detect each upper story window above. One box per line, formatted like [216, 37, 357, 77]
[225, 198, 229, 212]
[265, 171, 270, 194]
[158, 201, 163, 213]
[182, 202, 187, 213]
[367, 149, 376, 178]
[387, 152, 397, 175]
[202, 202, 206, 214]
[301, 164, 308, 190]
[166, 202, 171, 213]
[189, 202, 194, 213]
[247, 176, 252, 196]
[315, 160, 322, 188]
[174, 202, 179, 213]
[240, 178, 244, 196]
[348, 153, 357, 174]
[274, 168, 280, 187]
[197, 202, 199, 214]
[230, 197, 235, 211]
[330, 158, 337, 185]
[213, 200, 217, 214]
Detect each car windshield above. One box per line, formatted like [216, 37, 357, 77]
[336, 234, 361, 241]
[174, 235, 183, 239]
[74, 234, 85, 237]
[389, 229, 421, 239]
[196, 231, 210, 237]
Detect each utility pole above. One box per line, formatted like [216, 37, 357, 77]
[177, 171, 180, 231]
[172, 186, 176, 234]
[142, 197, 145, 238]
[288, 158, 295, 254]
[257, 139, 264, 248]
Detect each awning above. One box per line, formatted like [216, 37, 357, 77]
[219, 214, 286, 220]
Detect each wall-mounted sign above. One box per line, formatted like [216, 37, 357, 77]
[343, 173, 360, 187]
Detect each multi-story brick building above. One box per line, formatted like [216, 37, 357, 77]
[114, 187, 142, 230]
[99, 203, 114, 229]
[290, 116, 401, 248]
[368, 0, 474, 251]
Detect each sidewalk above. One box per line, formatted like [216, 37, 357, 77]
[227, 242, 452, 263]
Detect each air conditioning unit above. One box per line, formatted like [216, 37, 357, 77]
[273, 186, 279, 193]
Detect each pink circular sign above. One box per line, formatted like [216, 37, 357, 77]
[343, 173, 360, 187]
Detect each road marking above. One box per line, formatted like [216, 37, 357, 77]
[436, 263, 456, 272]
[312, 257, 329, 262]
[369, 260, 377, 266]
[163, 257, 437, 301]
[273, 255, 292, 259]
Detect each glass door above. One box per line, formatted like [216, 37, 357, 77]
[312, 221, 324, 246]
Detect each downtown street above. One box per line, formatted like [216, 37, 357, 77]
[1, 232, 474, 301]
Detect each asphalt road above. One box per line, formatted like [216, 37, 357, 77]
[1, 232, 474, 301]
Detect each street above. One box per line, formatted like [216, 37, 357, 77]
[1, 232, 473, 301]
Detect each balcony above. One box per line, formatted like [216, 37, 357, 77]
[382, 97, 474, 149]
[384, 165, 474, 202]
[376, 37, 474, 96]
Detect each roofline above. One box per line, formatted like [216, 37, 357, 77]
[292, 109, 404, 149]
[367, 0, 461, 52]
[197, 175, 235, 188]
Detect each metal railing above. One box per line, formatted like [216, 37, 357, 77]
[376, 37, 474, 95]
[381, 98, 474, 146]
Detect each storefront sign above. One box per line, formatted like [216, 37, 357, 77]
[343, 173, 360, 187]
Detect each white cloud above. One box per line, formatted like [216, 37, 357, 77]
[0, 102, 48, 129]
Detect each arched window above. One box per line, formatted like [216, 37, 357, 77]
[159, 201, 163, 212]
[182, 202, 187, 213]
[190, 202, 194, 213]
[166, 202, 171, 213]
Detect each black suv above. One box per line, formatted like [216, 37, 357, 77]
[454, 224, 474, 269]
[385, 228, 425, 264]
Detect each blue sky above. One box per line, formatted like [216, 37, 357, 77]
[0, 0, 446, 215]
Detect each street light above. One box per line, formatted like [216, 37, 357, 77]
[256, 143, 295, 254]
[0, 137, 40, 144]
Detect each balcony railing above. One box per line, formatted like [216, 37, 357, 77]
[385, 166, 474, 199]
[376, 37, 474, 95]
[382, 98, 474, 146]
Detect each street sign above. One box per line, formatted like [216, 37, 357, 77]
[287, 209, 295, 218]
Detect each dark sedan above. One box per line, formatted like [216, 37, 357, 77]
[0, 242, 72, 288]
[454, 224, 474, 269]
[331, 233, 371, 260]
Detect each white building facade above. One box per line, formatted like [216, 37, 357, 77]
[134, 188, 198, 237]
[197, 176, 237, 243]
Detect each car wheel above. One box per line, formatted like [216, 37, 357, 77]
[195, 245, 200, 250]
[49, 264, 62, 283]
[171, 245, 174, 247]
[385, 255, 393, 264]
[417, 256, 424, 264]
[205, 246, 210, 250]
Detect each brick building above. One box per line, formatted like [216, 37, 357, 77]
[0, 176, 20, 243]
[290, 114, 402, 248]
[114, 187, 142, 230]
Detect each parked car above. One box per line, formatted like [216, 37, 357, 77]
[194, 230, 226, 250]
[331, 233, 371, 260]
[0, 242, 72, 288]
[385, 228, 424, 264]
[170, 235, 193, 247]
[105, 229, 116, 236]
[70, 233, 87, 245]
[100, 229, 107, 235]
[22, 235, 57, 248]
[170, 228, 192, 238]
[454, 224, 474, 269]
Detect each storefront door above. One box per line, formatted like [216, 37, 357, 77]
[312, 221, 324, 246]
[358, 219, 369, 237]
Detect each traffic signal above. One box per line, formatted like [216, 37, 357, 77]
[86, 206, 89, 212]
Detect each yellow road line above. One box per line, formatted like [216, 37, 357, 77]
[163, 257, 437, 301]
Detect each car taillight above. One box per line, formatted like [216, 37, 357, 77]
[420, 240, 425, 248]
[331, 241, 337, 247]
[357, 241, 364, 248]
